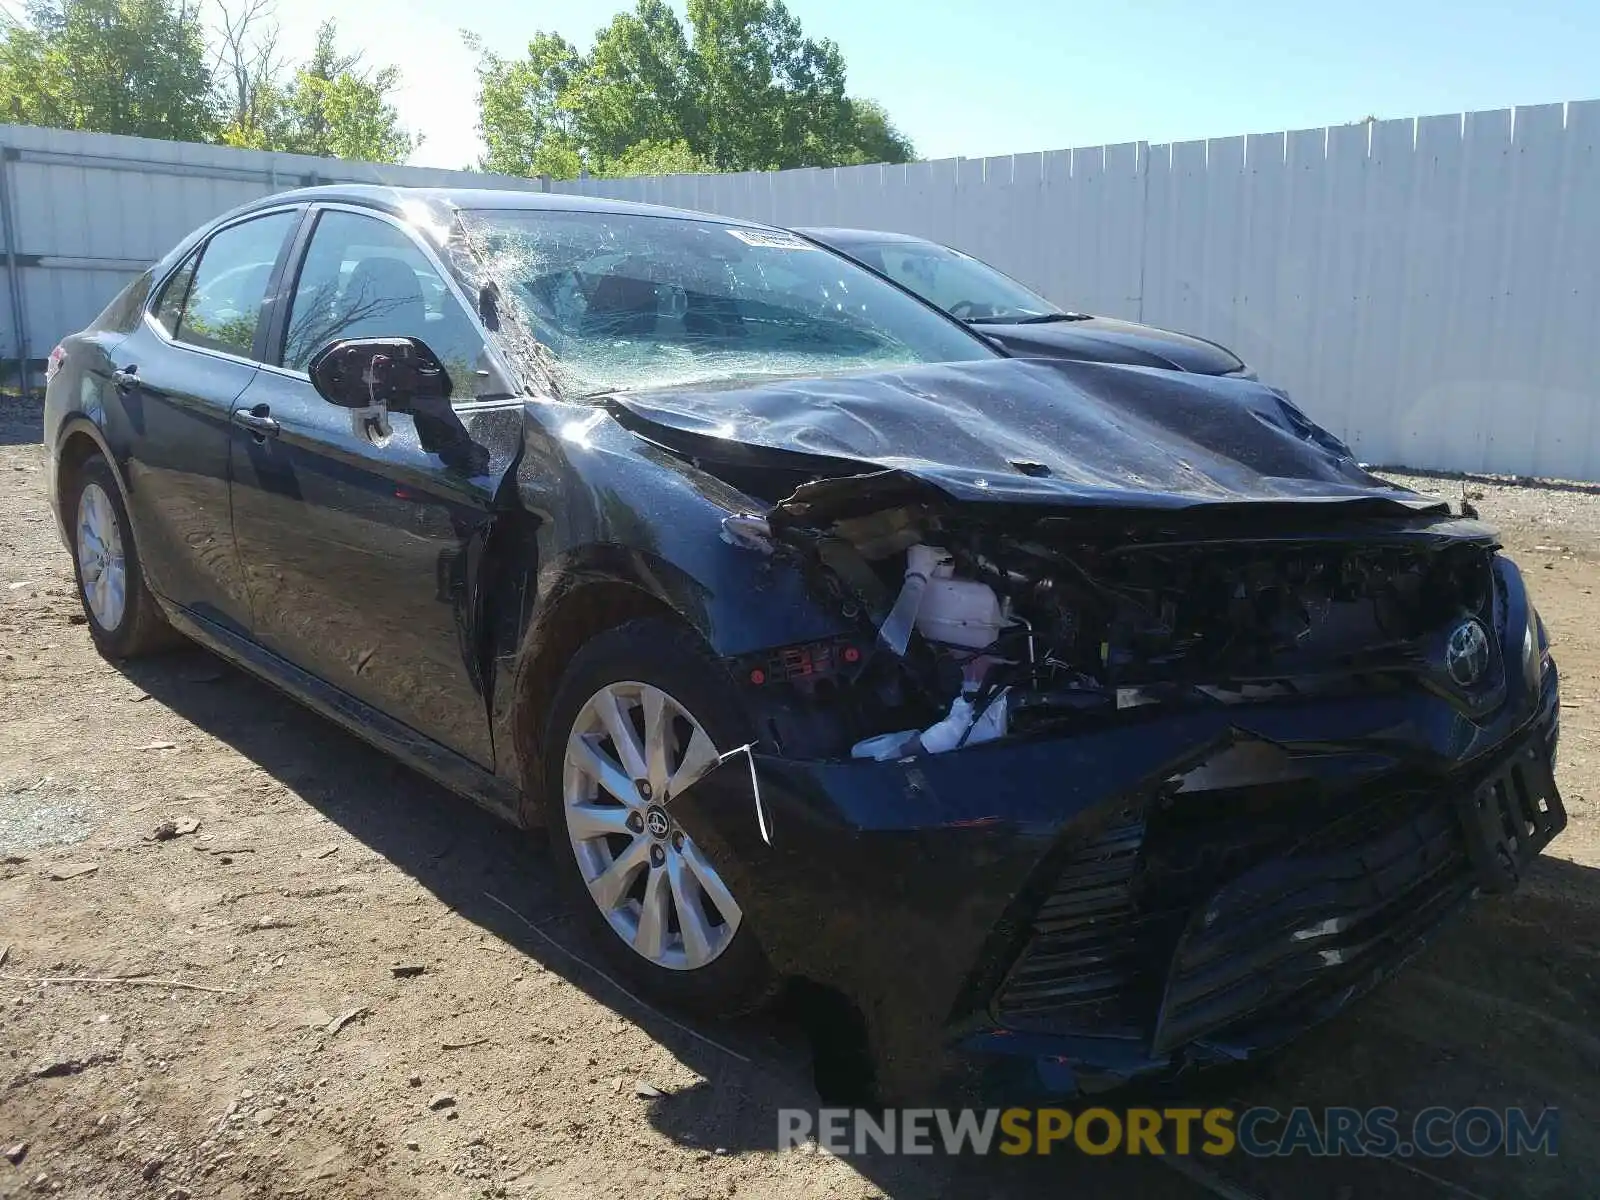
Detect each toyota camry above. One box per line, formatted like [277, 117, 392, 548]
[44, 186, 1564, 1103]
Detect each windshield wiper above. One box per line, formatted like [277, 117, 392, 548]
[967, 312, 1090, 325]
[1018, 311, 1092, 323]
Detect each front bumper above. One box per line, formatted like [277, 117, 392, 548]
[957, 678, 1562, 1103]
[674, 569, 1565, 1103]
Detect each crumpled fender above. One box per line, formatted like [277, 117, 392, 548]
[512, 398, 852, 656]
[482, 397, 856, 796]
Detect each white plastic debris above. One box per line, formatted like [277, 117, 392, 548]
[851, 687, 1011, 761]
[715, 741, 772, 845]
[916, 695, 977, 754]
[877, 544, 941, 655]
[963, 688, 1009, 747]
[850, 729, 920, 761]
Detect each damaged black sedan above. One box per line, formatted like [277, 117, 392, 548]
[45, 187, 1564, 1104]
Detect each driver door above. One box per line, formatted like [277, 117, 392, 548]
[228, 204, 515, 766]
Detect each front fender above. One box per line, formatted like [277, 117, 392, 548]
[483, 399, 856, 797]
[529, 536, 846, 658]
[519, 399, 851, 656]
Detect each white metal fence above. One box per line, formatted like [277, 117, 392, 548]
[6, 106, 1600, 481]
[0, 123, 541, 391]
[560, 101, 1600, 482]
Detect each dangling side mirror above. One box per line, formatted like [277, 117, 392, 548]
[308, 337, 451, 413]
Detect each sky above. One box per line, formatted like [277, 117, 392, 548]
[257, 0, 1600, 170]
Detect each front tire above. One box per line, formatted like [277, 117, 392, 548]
[541, 617, 775, 1018]
[64, 454, 179, 659]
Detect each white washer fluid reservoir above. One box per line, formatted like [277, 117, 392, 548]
[907, 545, 1005, 649]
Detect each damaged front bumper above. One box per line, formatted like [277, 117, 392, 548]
[672, 636, 1564, 1104]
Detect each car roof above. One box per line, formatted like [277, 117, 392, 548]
[794, 226, 938, 250]
[231, 183, 776, 230]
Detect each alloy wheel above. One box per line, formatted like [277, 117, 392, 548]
[562, 681, 741, 971]
[76, 481, 127, 632]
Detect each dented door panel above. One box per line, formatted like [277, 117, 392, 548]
[229, 372, 519, 766]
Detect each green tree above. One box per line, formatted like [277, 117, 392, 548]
[468, 0, 914, 180]
[0, 0, 218, 141]
[213, 0, 288, 150]
[687, 0, 852, 170]
[600, 138, 713, 177]
[212, 11, 415, 160]
[576, 0, 704, 165]
[0, 1, 415, 162]
[276, 20, 415, 162]
[469, 30, 585, 178]
[842, 98, 915, 165]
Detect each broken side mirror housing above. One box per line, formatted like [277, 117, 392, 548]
[308, 336, 451, 413]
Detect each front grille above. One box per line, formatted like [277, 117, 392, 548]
[992, 768, 1480, 1052]
[993, 822, 1170, 1036]
[1152, 794, 1472, 1052]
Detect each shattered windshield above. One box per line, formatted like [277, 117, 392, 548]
[455, 208, 997, 396]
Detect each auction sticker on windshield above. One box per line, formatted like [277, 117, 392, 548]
[727, 228, 815, 249]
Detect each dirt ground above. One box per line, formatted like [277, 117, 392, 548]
[2, 398, 1598, 1200]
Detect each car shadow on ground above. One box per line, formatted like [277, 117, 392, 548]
[113, 645, 1600, 1200]
[109, 646, 1217, 1198]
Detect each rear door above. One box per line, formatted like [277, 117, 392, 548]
[109, 208, 300, 632]
[228, 204, 515, 766]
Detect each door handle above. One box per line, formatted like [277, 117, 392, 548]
[231, 405, 280, 440]
[111, 365, 137, 390]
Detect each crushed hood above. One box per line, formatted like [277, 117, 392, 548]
[604, 358, 1448, 523]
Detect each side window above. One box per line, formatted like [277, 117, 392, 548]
[281, 209, 489, 400]
[152, 254, 198, 338]
[91, 271, 152, 333]
[172, 211, 296, 357]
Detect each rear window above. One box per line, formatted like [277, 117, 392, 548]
[173, 212, 296, 357]
[152, 253, 199, 339]
[89, 272, 152, 334]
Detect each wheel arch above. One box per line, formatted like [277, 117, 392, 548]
[52, 418, 124, 539]
[492, 503, 865, 819]
[507, 569, 702, 827]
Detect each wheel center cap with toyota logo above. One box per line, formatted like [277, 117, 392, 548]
[644, 805, 672, 839]
[1445, 618, 1492, 687]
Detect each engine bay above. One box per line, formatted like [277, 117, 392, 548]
[732, 504, 1499, 760]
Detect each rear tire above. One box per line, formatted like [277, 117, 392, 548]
[541, 617, 775, 1018]
[63, 454, 181, 659]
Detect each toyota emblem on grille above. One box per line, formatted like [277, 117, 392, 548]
[1446, 618, 1492, 687]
